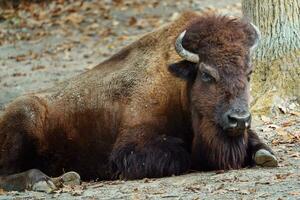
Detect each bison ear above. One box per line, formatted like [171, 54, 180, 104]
[169, 60, 197, 80]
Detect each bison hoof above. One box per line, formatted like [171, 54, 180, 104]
[255, 149, 278, 167]
[27, 169, 56, 193]
[32, 180, 56, 193]
[51, 171, 81, 187]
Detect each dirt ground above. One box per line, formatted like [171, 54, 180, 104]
[0, 0, 299, 199]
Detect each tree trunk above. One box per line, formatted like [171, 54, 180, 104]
[242, 0, 300, 115]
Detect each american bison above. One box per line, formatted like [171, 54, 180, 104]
[0, 12, 277, 192]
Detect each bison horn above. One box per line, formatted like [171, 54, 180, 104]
[249, 23, 261, 52]
[175, 30, 200, 63]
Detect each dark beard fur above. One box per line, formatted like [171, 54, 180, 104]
[191, 119, 249, 171]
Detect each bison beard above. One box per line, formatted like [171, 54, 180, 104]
[0, 12, 277, 191]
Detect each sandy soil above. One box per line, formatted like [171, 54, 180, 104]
[0, 0, 299, 199]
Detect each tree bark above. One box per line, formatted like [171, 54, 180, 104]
[242, 0, 300, 115]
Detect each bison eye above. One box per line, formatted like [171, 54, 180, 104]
[201, 72, 214, 83]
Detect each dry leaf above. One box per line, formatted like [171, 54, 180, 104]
[261, 115, 272, 124]
[0, 188, 6, 195]
[128, 17, 137, 26]
[31, 65, 46, 71]
[272, 129, 299, 145]
[99, 28, 113, 37]
[275, 173, 292, 179]
[290, 111, 300, 116]
[288, 191, 300, 196]
[268, 124, 280, 130]
[65, 13, 84, 24]
[213, 189, 227, 194]
[281, 120, 295, 127]
[12, 72, 27, 77]
[238, 189, 250, 195]
[11, 55, 27, 62]
[112, 0, 124, 6]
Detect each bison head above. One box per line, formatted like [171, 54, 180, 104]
[170, 16, 260, 137]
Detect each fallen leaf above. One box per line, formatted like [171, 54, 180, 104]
[128, 17, 137, 26]
[289, 152, 300, 158]
[268, 124, 280, 130]
[0, 188, 6, 195]
[136, 19, 148, 29]
[290, 111, 300, 116]
[261, 115, 272, 124]
[213, 189, 227, 194]
[288, 191, 300, 196]
[281, 120, 295, 127]
[112, 0, 124, 6]
[12, 72, 27, 77]
[227, 187, 238, 191]
[65, 13, 84, 24]
[99, 28, 113, 37]
[275, 173, 292, 180]
[31, 65, 46, 71]
[185, 186, 201, 193]
[11, 55, 27, 62]
[238, 189, 250, 195]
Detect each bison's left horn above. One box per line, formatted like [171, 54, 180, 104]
[249, 23, 261, 52]
[175, 30, 199, 63]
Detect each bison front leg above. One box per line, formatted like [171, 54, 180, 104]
[0, 96, 54, 192]
[0, 169, 80, 192]
[247, 130, 278, 167]
[0, 169, 56, 192]
[109, 127, 190, 179]
[0, 96, 80, 192]
[0, 96, 47, 175]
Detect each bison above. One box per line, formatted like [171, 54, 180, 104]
[0, 12, 277, 192]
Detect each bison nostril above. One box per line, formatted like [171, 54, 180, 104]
[227, 112, 251, 129]
[228, 115, 238, 128]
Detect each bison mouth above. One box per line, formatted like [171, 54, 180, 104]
[224, 128, 248, 137]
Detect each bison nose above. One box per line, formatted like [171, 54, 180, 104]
[223, 109, 251, 130]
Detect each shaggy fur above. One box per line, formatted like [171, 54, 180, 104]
[0, 11, 273, 188]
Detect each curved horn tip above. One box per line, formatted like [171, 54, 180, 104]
[175, 30, 199, 63]
[250, 22, 261, 51]
[250, 23, 261, 39]
[180, 30, 187, 37]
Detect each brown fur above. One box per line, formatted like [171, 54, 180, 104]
[0, 11, 273, 185]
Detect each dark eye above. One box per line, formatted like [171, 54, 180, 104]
[201, 72, 214, 82]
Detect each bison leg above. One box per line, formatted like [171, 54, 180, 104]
[0, 169, 56, 192]
[109, 132, 190, 179]
[0, 96, 49, 175]
[248, 130, 278, 167]
[0, 96, 63, 191]
[0, 169, 80, 192]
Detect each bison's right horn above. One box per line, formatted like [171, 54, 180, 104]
[175, 30, 200, 63]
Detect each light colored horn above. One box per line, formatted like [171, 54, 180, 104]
[175, 30, 199, 63]
[250, 23, 261, 51]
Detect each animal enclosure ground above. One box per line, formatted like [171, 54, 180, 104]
[0, 0, 299, 199]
